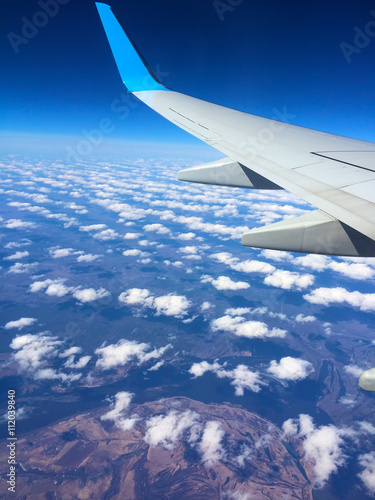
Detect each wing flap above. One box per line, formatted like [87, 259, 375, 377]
[242, 210, 375, 257]
[178, 158, 282, 189]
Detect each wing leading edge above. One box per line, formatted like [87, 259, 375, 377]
[95, 3, 375, 257]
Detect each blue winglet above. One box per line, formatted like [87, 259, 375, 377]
[95, 3, 166, 92]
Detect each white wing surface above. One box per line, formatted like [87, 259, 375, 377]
[96, 3, 375, 257]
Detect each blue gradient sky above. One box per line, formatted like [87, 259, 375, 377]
[2, 0, 375, 147]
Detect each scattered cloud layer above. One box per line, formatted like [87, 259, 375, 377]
[189, 361, 264, 395]
[211, 315, 286, 339]
[267, 356, 314, 381]
[95, 339, 171, 370]
[304, 287, 375, 312]
[119, 288, 191, 318]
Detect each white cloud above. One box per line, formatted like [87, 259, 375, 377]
[5, 239, 31, 249]
[211, 315, 286, 339]
[295, 313, 316, 323]
[260, 249, 293, 262]
[49, 247, 74, 258]
[101, 391, 138, 431]
[153, 294, 191, 317]
[144, 410, 200, 450]
[76, 253, 101, 263]
[123, 232, 141, 239]
[294, 254, 331, 271]
[344, 365, 365, 377]
[328, 261, 375, 280]
[79, 224, 107, 232]
[5, 219, 36, 229]
[4, 317, 37, 330]
[282, 414, 353, 487]
[4, 251, 29, 260]
[177, 232, 196, 240]
[143, 223, 170, 235]
[264, 270, 314, 290]
[358, 452, 375, 495]
[267, 356, 314, 381]
[198, 421, 225, 467]
[119, 288, 191, 318]
[122, 249, 142, 257]
[304, 287, 375, 312]
[200, 301, 212, 312]
[95, 339, 171, 370]
[201, 275, 250, 291]
[73, 287, 110, 303]
[64, 355, 91, 369]
[93, 228, 120, 241]
[30, 279, 69, 296]
[189, 361, 264, 395]
[225, 307, 252, 316]
[7, 262, 36, 274]
[10, 333, 62, 372]
[59, 346, 82, 358]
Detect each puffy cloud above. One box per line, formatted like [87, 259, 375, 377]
[101, 391, 137, 431]
[200, 301, 212, 311]
[64, 355, 91, 369]
[7, 262, 36, 274]
[189, 361, 264, 395]
[72, 287, 110, 303]
[95, 339, 171, 370]
[153, 294, 191, 317]
[304, 287, 375, 312]
[264, 270, 314, 290]
[123, 232, 141, 239]
[260, 249, 293, 262]
[33, 367, 82, 383]
[295, 313, 316, 323]
[294, 254, 331, 272]
[211, 252, 275, 275]
[267, 356, 314, 381]
[359, 421, 375, 435]
[211, 315, 286, 339]
[45, 282, 72, 297]
[79, 224, 107, 232]
[119, 288, 191, 318]
[177, 232, 196, 240]
[4, 251, 29, 260]
[201, 275, 250, 291]
[122, 249, 143, 257]
[93, 228, 120, 241]
[282, 414, 353, 487]
[198, 421, 225, 467]
[144, 410, 200, 450]
[59, 346, 82, 358]
[5, 219, 36, 229]
[10, 333, 62, 372]
[4, 317, 37, 330]
[143, 223, 170, 235]
[4, 239, 31, 249]
[225, 307, 252, 316]
[328, 261, 375, 280]
[344, 365, 364, 377]
[49, 247, 74, 258]
[358, 452, 375, 495]
[119, 288, 154, 307]
[76, 253, 101, 263]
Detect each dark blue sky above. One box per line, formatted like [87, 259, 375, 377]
[2, 0, 375, 147]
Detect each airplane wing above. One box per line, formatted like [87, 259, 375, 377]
[96, 3, 375, 258]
